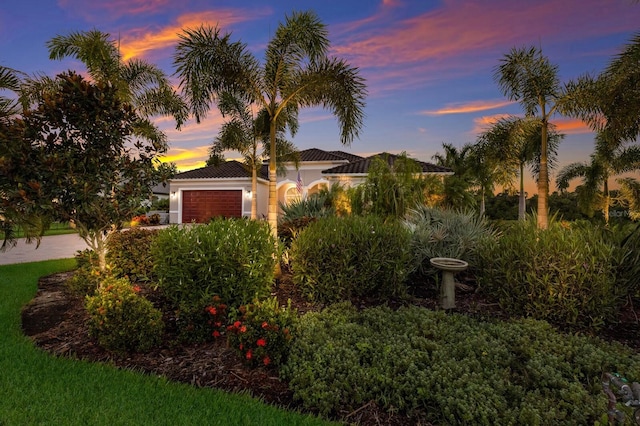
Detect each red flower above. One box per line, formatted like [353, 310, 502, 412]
[239, 343, 244, 351]
[261, 321, 269, 329]
[246, 350, 252, 360]
[239, 325, 247, 333]
[212, 330, 221, 338]
[214, 322, 221, 328]
[206, 306, 217, 316]
[256, 338, 267, 347]
[263, 356, 271, 366]
[233, 321, 242, 328]
[132, 285, 141, 293]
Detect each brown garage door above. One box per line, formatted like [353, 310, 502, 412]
[182, 190, 242, 223]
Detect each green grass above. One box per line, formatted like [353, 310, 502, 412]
[0, 222, 78, 239]
[0, 260, 332, 426]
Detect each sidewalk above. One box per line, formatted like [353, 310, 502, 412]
[0, 233, 89, 265]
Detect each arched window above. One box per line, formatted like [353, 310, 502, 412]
[285, 186, 302, 205]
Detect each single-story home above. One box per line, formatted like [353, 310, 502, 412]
[168, 148, 452, 224]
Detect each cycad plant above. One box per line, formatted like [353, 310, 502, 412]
[404, 206, 497, 278]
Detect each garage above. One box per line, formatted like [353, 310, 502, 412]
[182, 190, 242, 223]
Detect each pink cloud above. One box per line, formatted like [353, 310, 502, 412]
[119, 9, 271, 61]
[332, 0, 639, 91]
[421, 100, 513, 116]
[57, 0, 171, 21]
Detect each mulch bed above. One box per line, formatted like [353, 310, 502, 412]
[21, 271, 640, 425]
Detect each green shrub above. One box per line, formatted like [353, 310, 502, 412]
[282, 303, 640, 423]
[226, 297, 297, 368]
[476, 219, 624, 329]
[106, 228, 158, 282]
[152, 219, 277, 338]
[85, 276, 164, 353]
[291, 216, 412, 303]
[65, 249, 102, 295]
[403, 206, 498, 277]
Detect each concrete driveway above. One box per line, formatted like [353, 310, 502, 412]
[0, 233, 89, 265]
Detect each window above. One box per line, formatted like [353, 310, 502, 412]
[285, 186, 302, 205]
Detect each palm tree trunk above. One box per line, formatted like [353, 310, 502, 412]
[519, 163, 526, 220]
[267, 119, 278, 239]
[537, 115, 549, 230]
[479, 190, 486, 216]
[251, 164, 258, 220]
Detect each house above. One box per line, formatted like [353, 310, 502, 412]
[168, 148, 452, 224]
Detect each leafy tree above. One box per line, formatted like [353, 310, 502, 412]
[352, 153, 429, 218]
[2, 71, 166, 270]
[557, 132, 640, 224]
[494, 46, 567, 229]
[207, 92, 298, 219]
[432, 143, 476, 209]
[478, 116, 562, 220]
[174, 10, 366, 237]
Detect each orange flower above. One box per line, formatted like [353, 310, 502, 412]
[206, 306, 217, 315]
[239, 325, 247, 333]
[261, 321, 269, 329]
[132, 285, 141, 293]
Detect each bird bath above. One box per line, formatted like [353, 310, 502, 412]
[429, 257, 469, 309]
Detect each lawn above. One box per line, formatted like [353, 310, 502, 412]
[0, 259, 332, 426]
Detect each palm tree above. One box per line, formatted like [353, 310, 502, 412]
[0, 66, 24, 118]
[207, 92, 298, 219]
[556, 132, 640, 224]
[41, 29, 188, 146]
[467, 141, 514, 217]
[494, 46, 565, 229]
[432, 143, 477, 209]
[478, 116, 562, 220]
[174, 10, 367, 237]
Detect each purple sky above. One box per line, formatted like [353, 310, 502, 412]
[2, 0, 639, 193]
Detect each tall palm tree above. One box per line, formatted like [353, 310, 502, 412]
[174, 10, 367, 237]
[556, 132, 640, 224]
[207, 92, 298, 219]
[41, 29, 188, 147]
[478, 116, 562, 220]
[494, 46, 565, 229]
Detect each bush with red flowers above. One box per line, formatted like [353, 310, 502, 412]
[204, 295, 228, 339]
[226, 297, 297, 368]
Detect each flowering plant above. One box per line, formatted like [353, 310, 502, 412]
[204, 295, 228, 339]
[85, 276, 164, 353]
[226, 297, 297, 368]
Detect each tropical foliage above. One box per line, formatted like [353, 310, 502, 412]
[174, 10, 366, 237]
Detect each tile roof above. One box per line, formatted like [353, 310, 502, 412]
[297, 148, 353, 162]
[322, 152, 453, 175]
[172, 160, 268, 180]
[329, 150, 364, 162]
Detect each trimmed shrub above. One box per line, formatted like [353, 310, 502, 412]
[403, 206, 498, 277]
[65, 249, 103, 296]
[282, 303, 640, 423]
[227, 297, 297, 368]
[476, 219, 624, 329]
[290, 215, 412, 303]
[85, 276, 164, 353]
[106, 228, 158, 282]
[152, 219, 277, 338]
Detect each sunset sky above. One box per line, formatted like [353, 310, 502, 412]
[2, 0, 639, 194]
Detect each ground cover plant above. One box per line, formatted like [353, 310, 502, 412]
[4, 260, 329, 426]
